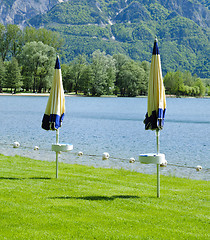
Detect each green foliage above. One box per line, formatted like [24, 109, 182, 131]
[18, 41, 56, 92]
[26, 0, 209, 78]
[148, 2, 169, 21]
[48, 24, 111, 39]
[23, 27, 64, 52]
[0, 58, 5, 92]
[117, 60, 148, 96]
[89, 50, 116, 96]
[68, 54, 89, 94]
[0, 20, 207, 96]
[29, 0, 105, 26]
[0, 154, 209, 239]
[164, 70, 207, 97]
[62, 51, 150, 97]
[111, 24, 134, 42]
[0, 24, 23, 61]
[4, 57, 22, 93]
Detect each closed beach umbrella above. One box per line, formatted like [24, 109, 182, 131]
[144, 37, 166, 197]
[144, 37, 166, 131]
[42, 56, 65, 178]
[42, 56, 65, 131]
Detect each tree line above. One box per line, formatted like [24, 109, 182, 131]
[0, 24, 208, 97]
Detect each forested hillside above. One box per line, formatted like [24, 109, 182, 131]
[25, 0, 210, 78]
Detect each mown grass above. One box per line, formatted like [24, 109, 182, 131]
[0, 154, 209, 240]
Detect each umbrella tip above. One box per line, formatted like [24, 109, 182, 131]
[155, 36, 158, 42]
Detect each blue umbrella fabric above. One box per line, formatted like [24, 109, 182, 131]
[144, 37, 166, 131]
[42, 56, 65, 131]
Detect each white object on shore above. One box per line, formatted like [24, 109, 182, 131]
[13, 142, 20, 148]
[102, 152, 109, 160]
[34, 146, 39, 150]
[129, 157, 135, 163]
[196, 165, 202, 171]
[78, 151, 83, 156]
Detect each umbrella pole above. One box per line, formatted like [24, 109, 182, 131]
[56, 129, 59, 178]
[156, 129, 160, 198]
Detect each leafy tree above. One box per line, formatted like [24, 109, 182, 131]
[19, 41, 55, 92]
[79, 65, 92, 95]
[0, 23, 5, 60]
[0, 24, 23, 61]
[62, 64, 75, 93]
[113, 53, 130, 94]
[194, 78, 205, 96]
[183, 70, 194, 87]
[0, 58, 5, 92]
[70, 54, 88, 94]
[164, 71, 176, 94]
[164, 70, 207, 96]
[118, 60, 146, 97]
[140, 60, 150, 95]
[89, 50, 116, 96]
[4, 57, 22, 93]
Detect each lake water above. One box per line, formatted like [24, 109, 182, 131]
[0, 95, 209, 180]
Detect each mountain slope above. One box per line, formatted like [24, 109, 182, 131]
[0, 0, 209, 77]
[27, 0, 209, 77]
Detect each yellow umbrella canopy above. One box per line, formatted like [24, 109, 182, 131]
[144, 37, 166, 131]
[42, 56, 65, 131]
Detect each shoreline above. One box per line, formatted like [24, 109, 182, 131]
[0, 92, 209, 98]
[0, 152, 209, 181]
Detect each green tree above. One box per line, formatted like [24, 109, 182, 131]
[173, 71, 184, 96]
[62, 64, 75, 93]
[164, 71, 176, 94]
[89, 50, 116, 96]
[70, 54, 88, 94]
[183, 70, 194, 87]
[194, 78, 205, 96]
[0, 24, 23, 61]
[0, 58, 5, 92]
[79, 65, 92, 95]
[4, 57, 22, 93]
[140, 60, 150, 95]
[113, 53, 130, 95]
[19, 41, 55, 93]
[0, 23, 6, 60]
[118, 60, 146, 97]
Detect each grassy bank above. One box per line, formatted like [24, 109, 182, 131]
[0, 154, 209, 239]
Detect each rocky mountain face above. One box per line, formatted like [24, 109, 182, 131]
[0, 0, 69, 28]
[157, 0, 209, 27]
[112, 0, 209, 28]
[0, 0, 208, 29]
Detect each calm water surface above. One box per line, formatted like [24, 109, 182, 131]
[0, 96, 209, 180]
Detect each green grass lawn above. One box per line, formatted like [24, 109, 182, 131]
[0, 154, 209, 240]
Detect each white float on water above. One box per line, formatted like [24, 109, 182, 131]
[34, 146, 39, 150]
[102, 152, 109, 160]
[78, 151, 83, 156]
[160, 159, 167, 167]
[13, 142, 20, 148]
[129, 157, 135, 163]
[196, 165, 202, 171]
